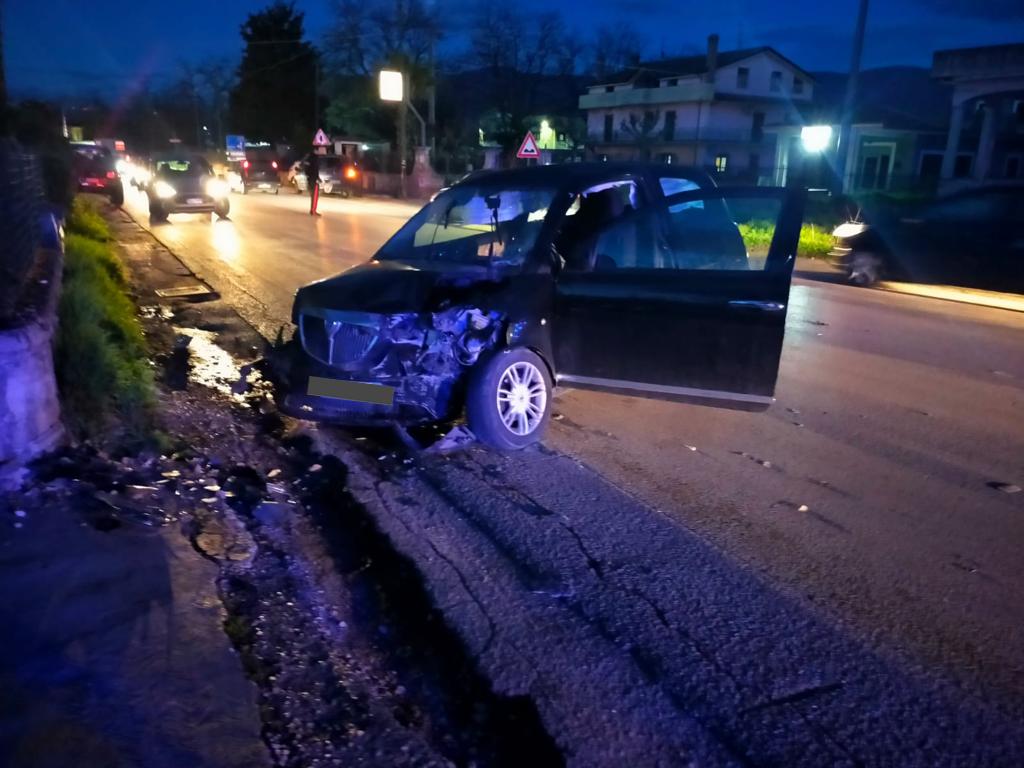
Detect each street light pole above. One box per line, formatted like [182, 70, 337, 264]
[836, 0, 869, 193]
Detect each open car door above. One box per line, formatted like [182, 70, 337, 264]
[552, 184, 805, 410]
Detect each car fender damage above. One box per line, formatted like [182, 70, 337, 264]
[280, 306, 506, 422]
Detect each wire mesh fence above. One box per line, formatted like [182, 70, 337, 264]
[0, 139, 46, 322]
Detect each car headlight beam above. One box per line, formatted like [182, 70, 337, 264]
[154, 180, 176, 199]
[206, 178, 229, 199]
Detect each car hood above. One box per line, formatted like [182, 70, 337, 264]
[292, 260, 497, 319]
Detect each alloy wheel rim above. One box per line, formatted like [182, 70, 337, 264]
[495, 361, 547, 436]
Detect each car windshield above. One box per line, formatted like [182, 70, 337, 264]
[156, 158, 210, 176]
[377, 184, 557, 267]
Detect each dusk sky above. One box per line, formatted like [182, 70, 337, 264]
[5, 0, 1024, 98]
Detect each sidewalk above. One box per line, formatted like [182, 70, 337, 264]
[0, 478, 269, 768]
[795, 257, 1024, 312]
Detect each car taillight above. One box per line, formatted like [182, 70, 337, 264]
[344, 167, 358, 180]
[271, 160, 278, 169]
[242, 160, 250, 169]
[106, 171, 117, 179]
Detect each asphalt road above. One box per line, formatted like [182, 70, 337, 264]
[121, 186, 1024, 723]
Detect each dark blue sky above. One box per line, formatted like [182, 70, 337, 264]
[5, 0, 1023, 98]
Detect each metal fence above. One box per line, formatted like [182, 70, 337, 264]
[0, 139, 46, 322]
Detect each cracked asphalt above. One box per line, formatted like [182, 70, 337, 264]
[120, 187, 1024, 765]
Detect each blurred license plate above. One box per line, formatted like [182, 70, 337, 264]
[187, 197, 204, 204]
[83, 177, 101, 186]
[258, 183, 271, 188]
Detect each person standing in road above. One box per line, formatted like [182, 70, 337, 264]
[305, 152, 321, 216]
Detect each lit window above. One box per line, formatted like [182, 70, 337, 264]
[715, 155, 728, 173]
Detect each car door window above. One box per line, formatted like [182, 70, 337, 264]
[660, 192, 787, 271]
[555, 179, 645, 272]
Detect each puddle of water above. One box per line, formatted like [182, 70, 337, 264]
[173, 326, 270, 405]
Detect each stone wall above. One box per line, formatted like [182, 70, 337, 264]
[0, 237, 64, 490]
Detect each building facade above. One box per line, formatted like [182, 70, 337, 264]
[932, 43, 1024, 192]
[579, 37, 814, 183]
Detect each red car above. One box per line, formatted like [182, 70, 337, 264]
[70, 143, 124, 206]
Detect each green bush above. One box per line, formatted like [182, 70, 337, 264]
[738, 222, 835, 259]
[66, 197, 111, 242]
[56, 231, 155, 446]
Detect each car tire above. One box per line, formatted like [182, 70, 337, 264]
[848, 252, 882, 287]
[274, 186, 280, 195]
[215, 199, 230, 219]
[149, 202, 167, 223]
[466, 347, 552, 450]
[110, 187, 124, 208]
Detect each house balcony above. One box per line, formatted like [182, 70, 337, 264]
[587, 130, 776, 146]
[579, 82, 716, 110]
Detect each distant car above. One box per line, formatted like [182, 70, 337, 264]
[282, 163, 805, 449]
[238, 153, 281, 194]
[830, 187, 1024, 291]
[290, 156, 361, 196]
[317, 156, 360, 197]
[70, 143, 124, 206]
[147, 155, 230, 222]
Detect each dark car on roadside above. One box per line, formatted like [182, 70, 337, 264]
[70, 142, 124, 206]
[239, 152, 281, 194]
[317, 156, 360, 197]
[830, 186, 1024, 291]
[281, 163, 805, 449]
[147, 155, 230, 222]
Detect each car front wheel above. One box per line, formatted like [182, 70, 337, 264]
[467, 347, 552, 450]
[848, 252, 883, 286]
[215, 199, 230, 219]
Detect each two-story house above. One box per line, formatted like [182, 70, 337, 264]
[579, 35, 814, 181]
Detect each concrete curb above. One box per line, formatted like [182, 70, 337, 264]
[876, 280, 1024, 313]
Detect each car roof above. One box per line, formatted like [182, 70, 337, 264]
[457, 162, 717, 190]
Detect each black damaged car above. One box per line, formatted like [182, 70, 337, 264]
[283, 164, 805, 449]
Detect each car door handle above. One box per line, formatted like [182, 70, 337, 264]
[728, 300, 786, 312]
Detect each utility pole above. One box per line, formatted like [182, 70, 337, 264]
[0, 0, 8, 134]
[427, 37, 436, 155]
[313, 55, 320, 134]
[398, 75, 407, 198]
[836, 0, 869, 193]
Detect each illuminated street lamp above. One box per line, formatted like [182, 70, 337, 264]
[379, 69, 427, 199]
[379, 70, 404, 102]
[801, 125, 833, 154]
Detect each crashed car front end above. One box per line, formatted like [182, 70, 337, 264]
[282, 304, 506, 423]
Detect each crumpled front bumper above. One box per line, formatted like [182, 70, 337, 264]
[273, 339, 456, 425]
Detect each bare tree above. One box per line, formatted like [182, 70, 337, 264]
[197, 59, 237, 149]
[591, 23, 645, 80]
[324, 0, 440, 77]
[620, 110, 661, 160]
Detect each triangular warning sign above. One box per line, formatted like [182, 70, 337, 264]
[312, 128, 330, 146]
[516, 131, 540, 159]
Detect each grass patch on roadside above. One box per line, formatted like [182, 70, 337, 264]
[738, 221, 836, 260]
[65, 196, 112, 242]
[55, 201, 157, 448]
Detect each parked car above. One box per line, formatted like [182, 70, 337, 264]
[318, 156, 360, 196]
[147, 155, 230, 222]
[290, 156, 360, 196]
[281, 163, 805, 449]
[237, 152, 281, 194]
[70, 142, 124, 206]
[830, 186, 1024, 291]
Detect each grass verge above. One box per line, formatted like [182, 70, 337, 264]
[738, 221, 836, 260]
[55, 199, 157, 449]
